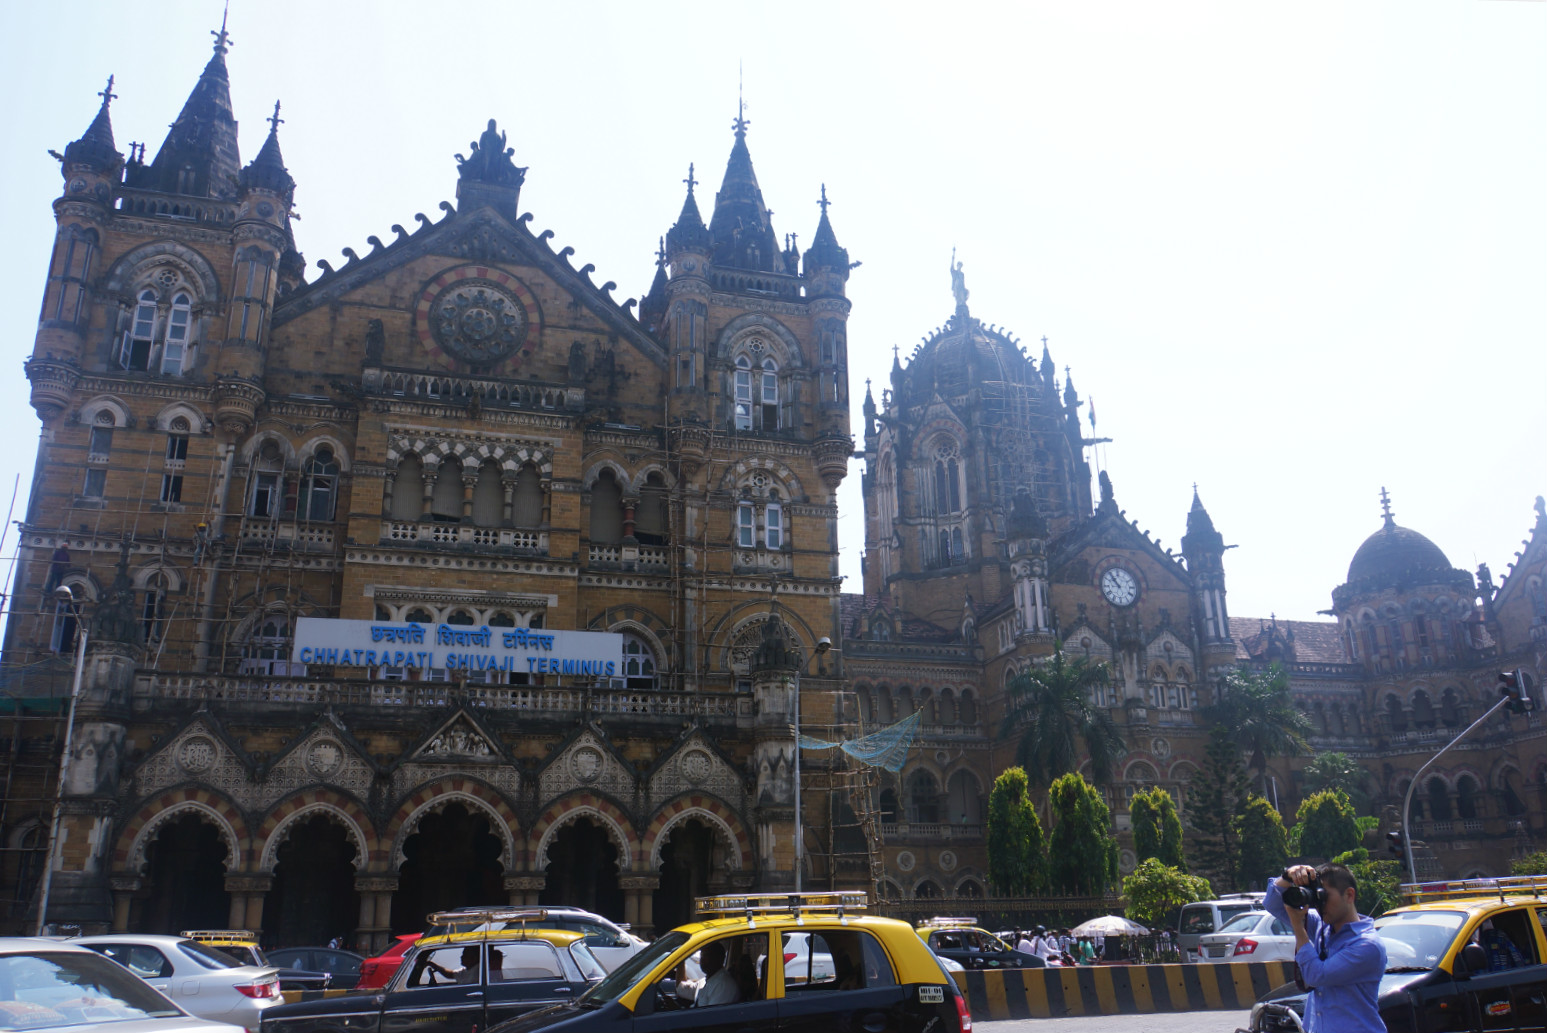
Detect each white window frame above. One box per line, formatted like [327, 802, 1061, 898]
[302, 448, 339, 522]
[161, 293, 192, 374]
[159, 473, 182, 504]
[765, 501, 783, 550]
[736, 501, 756, 548]
[120, 290, 157, 371]
[250, 471, 280, 517]
[734, 356, 753, 430]
[760, 357, 779, 429]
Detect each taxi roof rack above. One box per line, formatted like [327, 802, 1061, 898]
[922, 916, 979, 926]
[1399, 875, 1547, 905]
[181, 930, 257, 941]
[426, 908, 550, 928]
[695, 891, 868, 921]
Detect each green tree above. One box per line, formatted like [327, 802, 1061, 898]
[1295, 789, 1361, 861]
[986, 766, 1048, 895]
[1192, 725, 1253, 890]
[1510, 850, 1547, 876]
[1207, 663, 1313, 794]
[1302, 752, 1375, 815]
[1047, 772, 1120, 895]
[1234, 795, 1290, 889]
[1333, 848, 1403, 917]
[1000, 647, 1126, 786]
[1123, 858, 1214, 930]
[1131, 786, 1186, 870]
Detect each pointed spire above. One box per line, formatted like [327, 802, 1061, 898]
[708, 113, 782, 272]
[1063, 366, 1079, 406]
[639, 238, 669, 330]
[143, 20, 241, 198]
[1183, 484, 1226, 561]
[665, 164, 710, 257]
[803, 183, 849, 275]
[62, 75, 124, 171]
[239, 100, 295, 201]
[1379, 486, 1395, 528]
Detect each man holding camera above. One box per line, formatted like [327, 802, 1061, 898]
[1262, 863, 1387, 1033]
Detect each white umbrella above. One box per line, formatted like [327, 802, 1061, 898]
[1071, 915, 1149, 937]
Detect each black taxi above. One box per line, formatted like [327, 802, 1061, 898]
[1249, 875, 1547, 1033]
[914, 917, 1044, 971]
[258, 910, 605, 1033]
[477, 891, 971, 1033]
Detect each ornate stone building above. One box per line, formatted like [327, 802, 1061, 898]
[4, 30, 857, 944]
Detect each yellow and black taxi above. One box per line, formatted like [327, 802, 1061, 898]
[256, 911, 607, 1033]
[182, 930, 334, 992]
[1249, 875, 1547, 1033]
[914, 917, 1044, 971]
[473, 891, 972, 1033]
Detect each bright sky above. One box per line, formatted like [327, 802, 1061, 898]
[1, 1, 1542, 625]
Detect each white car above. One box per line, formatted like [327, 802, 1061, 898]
[1197, 910, 1296, 963]
[0, 937, 244, 1033]
[72, 935, 281, 1032]
[425, 906, 646, 974]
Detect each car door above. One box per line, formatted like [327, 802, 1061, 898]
[482, 940, 583, 1025]
[1462, 908, 1547, 1033]
[381, 945, 485, 1033]
[632, 931, 780, 1033]
[559, 920, 637, 973]
[776, 928, 908, 1033]
[313, 950, 363, 989]
[84, 943, 177, 994]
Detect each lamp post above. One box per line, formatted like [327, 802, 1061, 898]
[1400, 695, 1511, 883]
[793, 635, 832, 895]
[36, 584, 87, 935]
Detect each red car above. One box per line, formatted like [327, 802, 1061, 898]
[354, 934, 421, 990]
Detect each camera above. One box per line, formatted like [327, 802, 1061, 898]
[1282, 874, 1326, 909]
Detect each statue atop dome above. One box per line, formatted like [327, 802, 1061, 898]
[456, 119, 526, 188]
[950, 248, 970, 315]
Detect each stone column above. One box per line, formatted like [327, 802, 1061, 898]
[503, 874, 545, 907]
[501, 477, 516, 527]
[382, 470, 396, 517]
[620, 874, 660, 934]
[461, 472, 478, 522]
[224, 874, 271, 932]
[421, 470, 437, 521]
[108, 875, 141, 932]
[355, 875, 399, 953]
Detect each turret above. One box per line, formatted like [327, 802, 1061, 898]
[804, 185, 854, 471]
[1182, 486, 1231, 644]
[1006, 489, 1051, 636]
[29, 77, 125, 420]
[127, 24, 240, 198]
[749, 609, 801, 887]
[663, 168, 712, 452]
[707, 115, 787, 274]
[638, 238, 669, 335]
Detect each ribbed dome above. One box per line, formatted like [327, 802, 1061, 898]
[906, 316, 1032, 396]
[1346, 519, 1452, 585]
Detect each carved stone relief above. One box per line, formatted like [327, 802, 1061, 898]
[538, 731, 635, 806]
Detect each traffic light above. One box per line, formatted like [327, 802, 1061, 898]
[1498, 669, 1536, 714]
[1387, 830, 1404, 860]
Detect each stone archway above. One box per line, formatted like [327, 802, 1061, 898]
[136, 812, 233, 934]
[391, 802, 506, 934]
[539, 815, 624, 921]
[262, 813, 361, 947]
[652, 818, 720, 933]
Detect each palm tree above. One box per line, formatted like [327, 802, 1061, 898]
[999, 646, 1125, 786]
[1207, 663, 1313, 795]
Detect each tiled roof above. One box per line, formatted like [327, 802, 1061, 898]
[1229, 616, 1345, 664]
[839, 593, 956, 643]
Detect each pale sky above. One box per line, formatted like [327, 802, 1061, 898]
[2, 1, 1542, 625]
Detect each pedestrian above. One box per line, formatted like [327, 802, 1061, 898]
[1015, 929, 1035, 955]
[328, 935, 342, 950]
[1263, 863, 1386, 1033]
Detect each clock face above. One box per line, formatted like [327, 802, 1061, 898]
[1100, 567, 1138, 607]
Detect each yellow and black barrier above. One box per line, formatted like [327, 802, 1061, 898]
[950, 960, 1294, 1020]
[280, 989, 356, 1005]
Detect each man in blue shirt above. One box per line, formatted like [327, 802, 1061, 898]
[1263, 862, 1387, 1033]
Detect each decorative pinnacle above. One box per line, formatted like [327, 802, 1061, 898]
[1380, 486, 1394, 526]
[266, 100, 284, 134]
[734, 66, 750, 137]
[683, 162, 698, 195]
[211, 1, 233, 53]
[655, 236, 666, 264]
[98, 75, 118, 108]
[817, 183, 831, 216]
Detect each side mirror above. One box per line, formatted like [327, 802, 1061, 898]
[1457, 943, 1488, 978]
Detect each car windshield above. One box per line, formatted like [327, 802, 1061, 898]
[0, 951, 183, 1028]
[177, 941, 240, 970]
[1219, 913, 1265, 934]
[1373, 910, 1466, 971]
[1179, 907, 1214, 934]
[577, 932, 689, 1006]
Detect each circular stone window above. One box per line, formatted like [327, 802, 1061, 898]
[176, 736, 217, 774]
[430, 280, 528, 364]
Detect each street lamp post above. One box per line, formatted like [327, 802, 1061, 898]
[792, 636, 832, 896]
[36, 585, 87, 935]
[1400, 695, 1511, 883]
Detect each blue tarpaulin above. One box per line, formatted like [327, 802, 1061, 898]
[797, 709, 920, 773]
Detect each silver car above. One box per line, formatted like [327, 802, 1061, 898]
[0, 937, 243, 1033]
[72, 935, 280, 1033]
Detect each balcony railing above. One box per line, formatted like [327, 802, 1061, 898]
[141, 674, 753, 722]
[382, 522, 547, 553]
[239, 518, 335, 550]
[880, 822, 984, 842]
[586, 543, 673, 571]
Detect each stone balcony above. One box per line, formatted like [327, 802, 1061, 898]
[880, 822, 984, 843]
[382, 521, 547, 553]
[586, 543, 670, 571]
[239, 517, 335, 550]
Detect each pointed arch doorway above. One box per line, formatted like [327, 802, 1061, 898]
[263, 815, 360, 947]
[540, 818, 623, 920]
[137, 813, 231, 933]
[391, 803, 504, 933]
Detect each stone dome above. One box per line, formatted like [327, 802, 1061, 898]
[905, 316, 1032, 397]
[1345, 518, 1453, 585]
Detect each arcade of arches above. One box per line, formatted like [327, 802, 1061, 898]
[115, 797, 749, 949]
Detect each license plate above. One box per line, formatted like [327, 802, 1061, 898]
[919, 986, 945, 1004]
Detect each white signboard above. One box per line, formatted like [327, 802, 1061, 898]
[292, 618, 625, 679]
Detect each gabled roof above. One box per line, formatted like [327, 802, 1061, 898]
[1047, 500, 1189, 587]
[839, 593, 956, 643]
[1228, 616, 1346, 664]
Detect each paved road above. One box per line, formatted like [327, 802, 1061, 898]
[981, 1010, 1251, 1032]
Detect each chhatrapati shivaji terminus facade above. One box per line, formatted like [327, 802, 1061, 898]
[3, 22, 1543, 944]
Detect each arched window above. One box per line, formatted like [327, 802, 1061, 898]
[760, 357, 779, 429]
[906, 770, 940, 824]
[405, 607, 433, 624]
[391, 455, 424, 522]
[948, 458, 961, 512]
[765, 499, 783, 549]
[249, 440, 285, 518]
[933, 460, 949, 514]
[958, 879, 984, 899]
[50, 593, 81, 654]
[1386, 694, 1407, 733]
[946, 770, 981, 824]
[161, 293, 192, 374]
[736, 500, 756, 548]
[302, 447, 340, 522]
[635, 472, 668, 546]
[240, 614, 294, 675]
[471, 460, 503, 527]
[430, 458, 464, 522]
[1439, 688, 1462, 728]
[488, 611, 516, 628]
[141, 574, 169, 645]
[914, 880, 941, 899]
[733, 356, 753, 430]
[512, 463, 544, 527]
[958, 689, 977, 726]
[589, 469, 624, 544]
[1456, 775, 1481, 820]
[620, 633, 658, 690]
[88, 413, 114, 461]
[1426, 777, 1452, 822]
[446, 610, 475, 626]
[1412, 691, 1436, 730]
[950, 526, 964, 562]
[878, 788, 899, 823]
[120, 289, 157, 370]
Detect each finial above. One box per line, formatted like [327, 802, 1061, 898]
[655, 236, 666, 264]
[734, 63, 750, 136]
[98, 75, 118, 108]
[211, 1, 233, 53]
[1379, 486, 1394, 526]
[266, 100, 284, 134]
[683, 162, 698, 195]
[817, 183, 831, 216]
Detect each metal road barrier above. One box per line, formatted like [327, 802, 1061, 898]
[950, 961, 1294, 1019]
